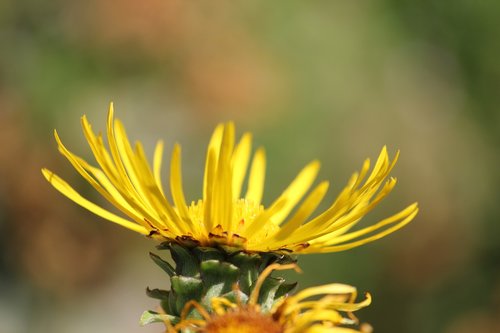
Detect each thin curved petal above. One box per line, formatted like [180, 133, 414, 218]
[42, 169, 148, 234]
[44, 106, 417, 253]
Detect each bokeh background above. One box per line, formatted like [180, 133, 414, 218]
[1, 1, 499, 332]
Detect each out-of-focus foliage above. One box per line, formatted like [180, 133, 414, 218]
[0, 1, 499, 332]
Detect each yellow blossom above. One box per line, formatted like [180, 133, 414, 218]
[42, 103, 418, 253]
[161, 263, 372, 333]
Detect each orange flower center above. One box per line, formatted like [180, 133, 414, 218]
[203, 308, 283, 333]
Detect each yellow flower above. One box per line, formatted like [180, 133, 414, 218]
[160, 263, 372, 333]
[42, 103, 418, 253]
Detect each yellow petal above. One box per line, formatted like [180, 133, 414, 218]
[203, 123, 224, 200]
[213, 123, 235, 230]
[170, 144, 196, 231]
[203, 149, 217, 231]
[270, 160, 321, 226]
[306, 203, 419, 253]
[113, 119, 183, 233]
[242, 197, 287, 238]
[42, 169, 148, 235]
[270, 181, 329, 242]
[231, 132, 252, 200]
[54, 130, 153, 228]
[245, 147, 266, 204]
[153, 140, 165, 195]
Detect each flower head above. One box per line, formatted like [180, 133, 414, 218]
[43, 103, 418, 254]
[157, 263, 372, 333]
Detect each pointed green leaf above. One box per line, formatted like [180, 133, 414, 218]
[140, 310, 178, 326]
[228, 252, 261, 295]
[220, 289, 249, 305]
[149, 252, 175, 277]
[170, 244, 200, 277]
[259, 252, 295, 272]
[193, 247, 225, 262]
[275, 282, 297, 299]
[218, 244, 243, 254]
[171, 275, 203, 314]
[146, 287, 170, 300]
[257, 277, 285, 312]
[156, 241, 171, 250]
[200, 260, 239, 307]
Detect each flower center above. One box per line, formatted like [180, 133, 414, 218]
[187, 199, 280, 248]
[189, 199, 263, 228]
[203, 308, 284, 333]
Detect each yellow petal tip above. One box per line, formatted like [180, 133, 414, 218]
[41, 168, 54, 181]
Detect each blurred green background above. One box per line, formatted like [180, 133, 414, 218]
[1, 1, 499, 332]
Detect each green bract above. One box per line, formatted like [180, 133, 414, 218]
[142, 243, 297, 326]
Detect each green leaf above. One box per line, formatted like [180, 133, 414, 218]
[160, 299, 172, 315]
[193, 247, 225, 262]
[139, 310, 178, 326]
[275, 282, 298, 299]
[220, 289, 249, 305]
[149, 252, 175, 277]
[171, 275, 203, 314]
[259, 252, 296, 271]
[146, 287, 170, 300]
[156, 241, 171, 250]
[257, 277, 285, 312]
[200, 260, 239, 307]
[170, 244, 200, 277]
[228, 252, 261, 295]
[218, 244, 243, 254]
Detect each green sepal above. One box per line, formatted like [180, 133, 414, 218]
[257, 277, 286, 312]
[146, 245, 300, 327]
[171, 275, 203, 314]
[149, 252, 175, 277]
[140, 310, 178, 326]
[169, 244, 200, 277]
[156, 242, 171, 250]
[259, 252, 295, 271]
[163, 297, 175, 316]
[218, 244, 244, 254]
[193, 247, 225, 262]
[227, 252, 260, 295]
[146, 287, 169, 300]
[220, 289, 249, 304]
[275, 282, 298, 299]
[200, 260, 239, 308]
